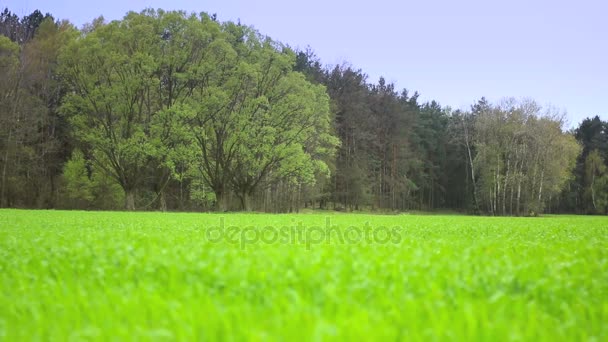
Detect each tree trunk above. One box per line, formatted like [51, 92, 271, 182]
[179, 177, 184, 210]
[125, 190, 136, 211]
[1, 72, 22, 208]
[463, 119, 478, 213]
[503, 158, 510, 216]
[509, 180, 515, 216]
[494, 163, 499, 215]
[239, 192, 252, 211]
[0, 154, 8, 207]
[591, 173, 597, 211]
[516, 180, 521, 216]
[0, 128, 12, 208]
[215, 191, 228, 212]
[537, 169, 544, 212]
[159, 190, 167, 212]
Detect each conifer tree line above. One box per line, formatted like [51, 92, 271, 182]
[1, 8, 606, 215]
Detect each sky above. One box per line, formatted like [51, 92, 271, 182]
[2, 0, 606, 128]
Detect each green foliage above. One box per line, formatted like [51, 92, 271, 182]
[61, 150, 124, 209]
[58, 10, 338, 211]
[584, 149, 608, 213]
[0, 18, 77, 208]
[555, 116, 608, 214]
[89, 168, 125, 210]
[0, 35, 19, 67]
[0, 7, 604, 214]
[189, 177, 216, 208]
[164, 21, 339, 210]
[62, 150, 94, 204]
[472, 99, 580, 215]
[59, 11, 175, 209]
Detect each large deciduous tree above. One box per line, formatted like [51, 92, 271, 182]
[60, 10, 211, 210]
[60, 11, 338, 211]
[181, 24, 337, 211]
[60, 13, 161, 210]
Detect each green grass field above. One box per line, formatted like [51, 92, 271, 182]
[0, 210, 606, 341]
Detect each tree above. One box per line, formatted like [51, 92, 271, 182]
[0, 6, 597, 215]
[413, 101, 448, 209]
[180, 23, 338, 211]
[229, 71, 337, 211]
[62, 149, 94, 207]
[445, 109, 478, 212]
[325, 65, 375, 210]
[61, 149, 124, 209]
[472, 99, 580, 215]
[557, 116, 608, 213]
[584, 149, 608, 213]
[60, 10, 199, 210]
[0, 35, 21, 207]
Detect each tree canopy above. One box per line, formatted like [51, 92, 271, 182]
[1, 7, 603, 215]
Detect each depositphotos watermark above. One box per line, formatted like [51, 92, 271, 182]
[205, 217, 403, 249]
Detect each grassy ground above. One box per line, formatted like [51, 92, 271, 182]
[0, 209, 606, 341]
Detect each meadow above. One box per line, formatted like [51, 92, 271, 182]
[0, 209, 606, 341]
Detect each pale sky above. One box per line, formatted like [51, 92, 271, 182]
[2, 0, 606, 128]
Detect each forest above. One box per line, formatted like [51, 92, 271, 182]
[1, 8, 607, 215]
